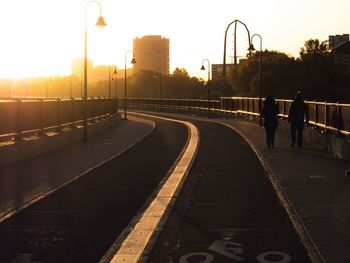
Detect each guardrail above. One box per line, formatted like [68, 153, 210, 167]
[123, 97, 350, 136]
[0, 97, 117, 141]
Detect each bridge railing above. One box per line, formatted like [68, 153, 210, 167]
[124, 97, 350, 136]
[0, 97, 117, 141]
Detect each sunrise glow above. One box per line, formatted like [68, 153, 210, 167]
[0, 0, 349, 79]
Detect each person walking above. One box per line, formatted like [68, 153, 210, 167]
[288, 91, 309, 147]
[260, 96, 280, 148]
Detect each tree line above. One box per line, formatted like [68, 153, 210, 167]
[1, 39, 348, 102]
[229, 39, 349, 102]
[128, 38, 350, 102]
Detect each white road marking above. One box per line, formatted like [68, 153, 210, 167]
[208, 240, 245, 261]
[256, 251, 291, 263]
[179, 252, 214, 263]
[106, 114, 200, 263]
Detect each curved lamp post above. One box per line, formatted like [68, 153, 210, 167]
[154, 71, 163, 112]
[201, 58, 211, 118]
[124, 50, 136, 120]
[249, 34, 263, 124]
[83, 0, 107, 142]
[223, 19, 252, 77]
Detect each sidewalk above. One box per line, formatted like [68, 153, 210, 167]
[0, 116, 154, 221]
[221, 119, 350, 263]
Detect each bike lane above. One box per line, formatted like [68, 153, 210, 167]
[148, 119, 311, 263]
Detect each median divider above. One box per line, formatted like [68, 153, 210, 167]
[100, 113, 200, 263]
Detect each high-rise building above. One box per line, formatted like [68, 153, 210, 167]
[133, 35, 169, 74]
[329, 34, 349, 50]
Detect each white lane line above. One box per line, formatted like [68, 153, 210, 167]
[103, 113, 200, 263]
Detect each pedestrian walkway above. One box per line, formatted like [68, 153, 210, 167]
[221, 119, 350, 263]
[0, 116, 154, 222]
[145, 112, 350, 263]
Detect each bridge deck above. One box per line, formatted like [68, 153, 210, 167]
[0, 112, 348, 263]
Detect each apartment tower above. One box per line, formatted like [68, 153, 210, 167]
[133, 35, 169, 74]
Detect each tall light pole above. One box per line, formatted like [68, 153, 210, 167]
[249, 34, 263, 124]
[108, 66, 111, 98]
[112, 66, 118, 97]
[201, 58, 211, 118]
[81, 71, 83, 97]
[45, 78, 48, 97]
[24, 80, 28, 97]
[83, 0, 107, 142]
[112, 66, 118, 115]
[223, 19, 252, 77]
[67, 77, 73, 97]
[154, 71, 163, 112]
[124, 50, 136, 120]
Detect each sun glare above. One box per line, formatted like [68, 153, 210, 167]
[0, 0, 350, 79]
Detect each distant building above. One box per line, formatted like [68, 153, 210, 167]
[331, 41, 350, 70]
[71, 59, 130, 82]
[329, 34, 349, 50]
[212, 64, 235, 80]
[133, 35, 169, 74]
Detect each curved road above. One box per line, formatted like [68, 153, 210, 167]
[0, 113, 312, 263]
[0, 116, 188, 263]
[147, 115, 311, 263]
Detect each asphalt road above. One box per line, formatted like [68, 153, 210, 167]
[148, 116, 312, 263]
[0, 116, 187, 263]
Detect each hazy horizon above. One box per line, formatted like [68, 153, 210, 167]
[0, 0, 349, 79]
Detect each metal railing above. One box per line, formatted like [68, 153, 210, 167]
[0, 97, 117, 141]
[123, 97, 350, 136]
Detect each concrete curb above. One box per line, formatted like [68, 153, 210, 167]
[0, 116, 121, 168]
[100, 113, 200, 263]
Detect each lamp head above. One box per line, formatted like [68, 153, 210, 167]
[95, 16, 107, 27]
[113, 69, 117, 75]
[248, 44, 255, 52]
[131, 58, 136, 64]
[200, 65, 205, 70]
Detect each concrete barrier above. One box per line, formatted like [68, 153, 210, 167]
[0, 115, 121, 168]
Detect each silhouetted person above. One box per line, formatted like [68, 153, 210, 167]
[288, 91, 309, 147]
[261, 96, 279, 148]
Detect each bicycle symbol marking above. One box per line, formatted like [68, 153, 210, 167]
[179, 240, 291, 263]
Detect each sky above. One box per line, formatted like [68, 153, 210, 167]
[0, 0, 349, 79]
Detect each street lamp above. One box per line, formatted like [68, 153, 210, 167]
[112, 66, 118, 97]
[124, 50, 136, 120]
[201, 58, 211, 118]
[108, 66, 111, 98]
[45, 78, 49, 97]
[154, 71, 163, 112]
[112, 66, 118, 115]
[223, 19, 252, 77]
[83, 0, 107, 142]
[67, 77, 73, 97]
[249, 34, 263, 125]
